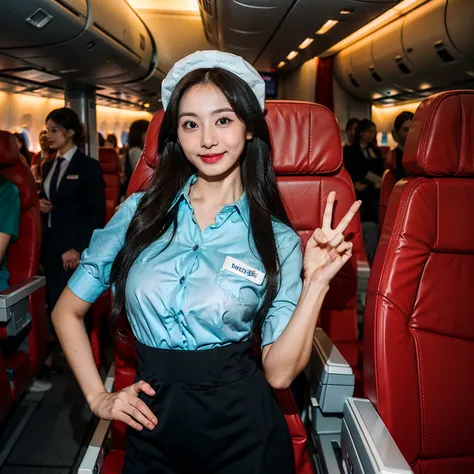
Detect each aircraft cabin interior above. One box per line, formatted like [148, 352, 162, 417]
[0, 0, 472, 473]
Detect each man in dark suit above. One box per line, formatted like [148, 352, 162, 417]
[39, 146, 105, 332]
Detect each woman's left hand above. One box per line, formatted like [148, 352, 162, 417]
[62, 249, 81, 271]
[304, 192, 361, 285]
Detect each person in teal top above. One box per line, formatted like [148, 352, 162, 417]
[0, 176, 20, 292]
[53, 50, 360, 473]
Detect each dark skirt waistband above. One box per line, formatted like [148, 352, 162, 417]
[135, 340, 254, 385]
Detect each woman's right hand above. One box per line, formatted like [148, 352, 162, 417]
[39, 198, 53, 214]
[89, 380, 158, 431]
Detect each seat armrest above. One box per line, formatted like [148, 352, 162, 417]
[0, 276, 46, 337]
[308, 328, 354, 414]
[357, 258, 371, 311]
[78, 364, 115, 474]
[341, 398, 413, 474]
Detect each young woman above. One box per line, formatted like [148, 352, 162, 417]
[52, 51, 360, 473]
[39, 108, 105, 381]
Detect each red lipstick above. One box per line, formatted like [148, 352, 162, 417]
[199, 152, 225, 164]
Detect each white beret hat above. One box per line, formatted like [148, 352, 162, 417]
[161, 50, 266, 111]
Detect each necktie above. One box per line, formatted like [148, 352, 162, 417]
[49, 157, 65, 203]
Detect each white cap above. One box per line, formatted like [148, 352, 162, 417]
[161, 50, 266, 111]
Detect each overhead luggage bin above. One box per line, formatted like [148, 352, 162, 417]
[0, 0, 87, 49]
[0, 0, 158, 86]
[334, 0, 474, 102]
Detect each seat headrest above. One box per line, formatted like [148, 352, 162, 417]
[0, 131, 19, 168]
[142, 109, 164, 168]
[140, 101, 342, 175]
[99, 147, 120, 173]
[404, 90, 474, 177]
[266, 100, 342, 175]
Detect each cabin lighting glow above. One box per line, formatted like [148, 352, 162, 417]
[277, 61, 286, 68]
[127, 0, 199, 12]
[315, 20, 338, 35]
[144, 102, 151, 108]
[298, 38, 314, 49]
[419, 82, 432, 90]
[322, 0, 427, 56]
[340, 9, 354, 15]
[286, 51, 299, 60]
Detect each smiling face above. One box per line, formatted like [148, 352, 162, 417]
[177, 83, 250, 179]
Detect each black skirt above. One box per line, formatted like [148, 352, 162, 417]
[123, 340, 294, 474]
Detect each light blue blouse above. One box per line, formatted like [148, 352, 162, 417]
[68, 175, 303, 350]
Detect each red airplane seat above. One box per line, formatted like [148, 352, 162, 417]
[99, 148, 121, 224]
[265, 101, 364, 396]
[0, 131, 46, 399]
[364, 90, 474, 474]
[0, 352, 12, 423]
[379, 146, 397, 230]
[89, 148, 121, 369]
[380, 145, 390, 166]
[102, 450, 125, 474]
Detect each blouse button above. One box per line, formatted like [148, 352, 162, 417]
[179, 276, 185, 284]
[193, 244, 199, 251]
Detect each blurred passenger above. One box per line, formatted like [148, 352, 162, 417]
[390, 111, 414, 182]
[105, 133, 118, 150]
[344, 117, 359, 147]
[0, 176, 20, 293]
[98, 132, 106, 147]
[122, 119, 149, 194]
[31, 130, 56, 181]
[39, 107, 105, 376]
[13, 132, 32, 166]
[344, 119, 384, 262]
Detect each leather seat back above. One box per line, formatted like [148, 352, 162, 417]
[379, 148, 397, 229]
[266, 101, 361, 345]
[364, 91, 474, 474]
[99, 147, 121, 223]
[0, 131, 46, 376]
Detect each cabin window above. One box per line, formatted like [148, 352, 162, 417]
[435, 42, 455, 63]
[348, 74, 360, 88]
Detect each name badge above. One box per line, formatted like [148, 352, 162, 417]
[66, 174, 79, 180]
[222, 256, 265, 285]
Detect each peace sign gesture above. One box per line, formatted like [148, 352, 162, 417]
[303, 192, 361, 284]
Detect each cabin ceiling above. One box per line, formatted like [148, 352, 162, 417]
[129, 0, 403, 72]
[139, 11, 214, 74]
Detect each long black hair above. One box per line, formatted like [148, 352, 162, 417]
[109, 68, 293, 336]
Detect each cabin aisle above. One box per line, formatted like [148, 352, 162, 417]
[0, 348, 108, 474]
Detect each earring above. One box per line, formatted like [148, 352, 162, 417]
[246, 132, 253, 140]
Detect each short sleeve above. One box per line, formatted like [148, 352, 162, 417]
[0, 181, 20, 239]
[261, 231, 303, 348]
[67, 193, 142, 303]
